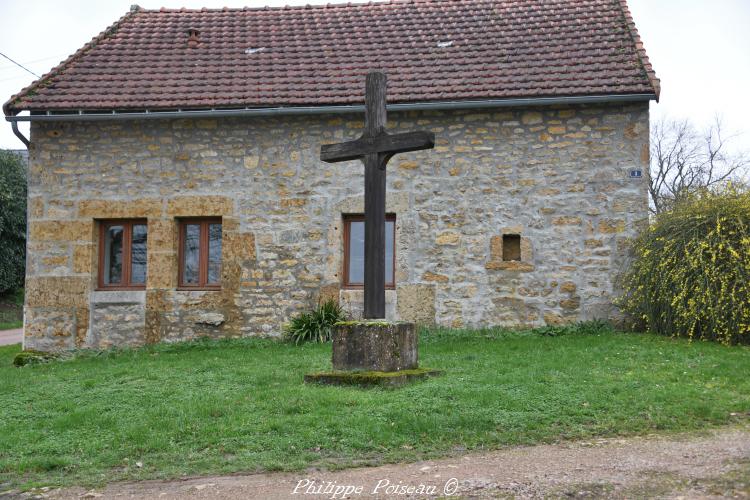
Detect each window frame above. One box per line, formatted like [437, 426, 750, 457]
[342, 214, 396, 290]
[178, 217, 223, 291]
[97, 219, 148, 291]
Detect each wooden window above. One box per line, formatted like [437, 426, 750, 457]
[502, 234, 521, 261]
[343, 214, 396, 289]
[178, 218, 222, 290]
[98, 220, 148, 290]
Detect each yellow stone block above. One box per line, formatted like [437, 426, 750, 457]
[538, 188, 561, 196]
[490, 235, 503, 260]
[42, 255, 68, 266]
[560, 281, 577, 293]
[195, 119, 218, 129]
[73, 244, 93, 274]
[147, 252, 176, 289]
[224, 231, 256, 261]
[422, 271, 449, 283]
[552, 216, 582, 226]
[436, 232, 459, 245]
[29, 220, 93, 242]
[25, 277, 89, 308]
[222, 216, 240, 232]
[599, 219, 626, 234]
[548, 126, 566, 135]
[147, 218, 175, 252]
[244, 155, 259, 169]
[78, 198, 162, 218]
[279, 198, 306, 208]
[485, 261, 534, 272]
[521, 111, 543, 125]
[641, 144, 650, 164]
[399, 160, 419, 170]
[29, 197, 44, 218]
[167, 196, 233, 216]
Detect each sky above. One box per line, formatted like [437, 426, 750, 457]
[1, 0, 749, 153]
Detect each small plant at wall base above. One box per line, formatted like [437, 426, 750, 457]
[285, 299, 347, 345]
[619, 187, 750, 344]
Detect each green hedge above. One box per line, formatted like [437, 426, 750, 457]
[0, 151, 27, 294]
[620, 188, 750, 344]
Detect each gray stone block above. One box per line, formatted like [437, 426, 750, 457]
[332, 321, 418, 372]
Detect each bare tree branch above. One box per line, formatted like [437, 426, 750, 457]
[648, 116, 749, 214]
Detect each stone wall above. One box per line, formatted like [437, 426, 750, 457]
[24, 102, 649, 350]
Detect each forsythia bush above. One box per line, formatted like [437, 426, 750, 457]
[620, 188, 750, 344]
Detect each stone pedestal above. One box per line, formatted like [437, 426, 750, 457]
[332, 321, 417, 372]
[305, 321, 442, 387]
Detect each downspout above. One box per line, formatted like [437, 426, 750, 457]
[11, 120, 29, 147]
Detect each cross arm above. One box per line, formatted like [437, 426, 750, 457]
[320, 130, 435, 163]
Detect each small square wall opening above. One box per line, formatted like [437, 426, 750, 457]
[502, 234, 521, 261]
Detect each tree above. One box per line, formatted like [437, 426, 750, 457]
[649, 117, 749, 214]
[0, 150, 27, 294]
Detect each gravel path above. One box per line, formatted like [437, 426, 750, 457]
[0, 328, 22, 346]
[20, 426, 750, 499]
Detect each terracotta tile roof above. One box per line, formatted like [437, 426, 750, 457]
[3, 0, 659, 115]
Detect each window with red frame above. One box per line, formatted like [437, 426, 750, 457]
[343, 214, 396, 288]
[178, 218, 222, 289]
[98, 220, 147, 289]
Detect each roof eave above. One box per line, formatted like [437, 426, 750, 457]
[5, 93, 656, 122]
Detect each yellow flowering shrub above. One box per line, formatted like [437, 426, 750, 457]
[620, 189, 750, 344]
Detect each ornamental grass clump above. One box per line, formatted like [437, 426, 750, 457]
[284, 299, 346, 345]
[620, 188, 750, 344]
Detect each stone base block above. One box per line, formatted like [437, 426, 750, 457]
[332, 321, 417, 372]
[304, 368, 443, 388]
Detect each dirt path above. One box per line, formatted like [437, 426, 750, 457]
[30, 427, 750, 499]
[0, 328, 22, 346]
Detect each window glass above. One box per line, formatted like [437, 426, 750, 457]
[103, 225, 123, 285]
[130, 224, 148, 284]
[346, 217, 395, 286]
[207, 223, 222, 284]
[348, 221, 365, 284]
[385, 220, 394, 285]
[183, 224, 201, 284]
[179, 219, 222, 288]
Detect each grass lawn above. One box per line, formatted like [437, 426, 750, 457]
[0, 289, 23, 331]
[1, 327, 749, 489]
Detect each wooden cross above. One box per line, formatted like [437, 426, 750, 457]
[320, 71, 435, 319]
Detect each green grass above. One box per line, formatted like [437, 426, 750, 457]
[0, 288, 23, 331]
[1, 328, 749, 489]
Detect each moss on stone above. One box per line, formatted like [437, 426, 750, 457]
[13, 350, 58, 367]
[334, 320, 409, 327]
[304, 368, 443, 387]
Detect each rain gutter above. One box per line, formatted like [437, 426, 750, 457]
[5, 93, 655, 145]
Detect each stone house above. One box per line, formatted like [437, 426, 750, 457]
[4, 0, 659, 351]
